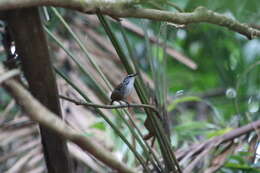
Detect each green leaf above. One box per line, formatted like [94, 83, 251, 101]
[90, 121, 106, 131]
[175, 121, 216, 132]
[207, 127, 233, 138]
[224, 162, 260, 172]
[167, 96, 202, 112]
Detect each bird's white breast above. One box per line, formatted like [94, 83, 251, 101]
[123, 78, 135, 97]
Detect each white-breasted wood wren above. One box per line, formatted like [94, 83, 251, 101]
[110, 73, 138, 104]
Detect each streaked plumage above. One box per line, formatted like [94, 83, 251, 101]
[110, 73, 137, 104]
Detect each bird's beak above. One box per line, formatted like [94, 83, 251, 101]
[132, 73, 138, 77]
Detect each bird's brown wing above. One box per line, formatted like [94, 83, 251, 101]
[114, 82, 123, 91]
[110, 82, 124, 103]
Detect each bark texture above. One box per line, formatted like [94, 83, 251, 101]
[5, 8, 73, 173]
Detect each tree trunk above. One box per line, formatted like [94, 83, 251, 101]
[5, 8, 73, 173]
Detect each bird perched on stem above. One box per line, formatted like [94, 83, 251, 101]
[110, 73, 138, 105]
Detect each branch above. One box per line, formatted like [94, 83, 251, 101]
[6, 8, 73, 172]
[1, 67, 136, 173]
[0, 68, 20, 84]
[0, 0, 259, 39]
[59, 95, 160, 115]
[102, 6, 259, 39]
[218, 120, 260, 144]
[180, 120, 260, 157]
[119, 20, 197, 69]
[176, 119, 260, 171]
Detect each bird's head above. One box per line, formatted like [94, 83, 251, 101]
[123, 73, 138, 84]
[128, 73, 138, 78]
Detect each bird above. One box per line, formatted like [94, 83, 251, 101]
[110, 73, 138, 105]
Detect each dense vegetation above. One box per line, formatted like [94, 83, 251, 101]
[0, 0, 259, 172]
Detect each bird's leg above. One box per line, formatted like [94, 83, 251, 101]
[151, 136, 156, 148]
[110, 99, 130, 106]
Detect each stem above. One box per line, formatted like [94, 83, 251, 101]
[0, 1, 259, 39]
[59, 95, 160, 115]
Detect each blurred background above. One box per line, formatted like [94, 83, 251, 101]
[0, 0, 259, 172]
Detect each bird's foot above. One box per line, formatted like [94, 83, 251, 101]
[123, 101, 130, 107]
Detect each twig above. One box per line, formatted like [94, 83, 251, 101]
[176, 120, 260, 164]
[0, 68, 20, 84]
[0, 1, 259, 39]
[59, 95, 160, 115]
[2, 75, 136, 173]
[119, 20, 197, 69]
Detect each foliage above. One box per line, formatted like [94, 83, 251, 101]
[0, 0, 259, 172]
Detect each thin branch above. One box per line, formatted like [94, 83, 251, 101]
[59, 95, 160, 115]
[219, 120, 260, 144]
[0, 1, 259, 39]
[119, 20, 197, 69]
[1, 66, 136, 173]
[185, 119, 260, 171]
[0, 68, 20, 84]
[176, 119, 260, 164]
[101, 6, 259, 40]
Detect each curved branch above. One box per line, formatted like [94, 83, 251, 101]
[176, 119, 260, 162]
[59, 95, 160, 115]
[178, 119, 260, 172]
[1, 70, 136, 173]
[0, 68, 20, 84]
[0, 0, 259, 39]
[102, 7, 259, 39]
